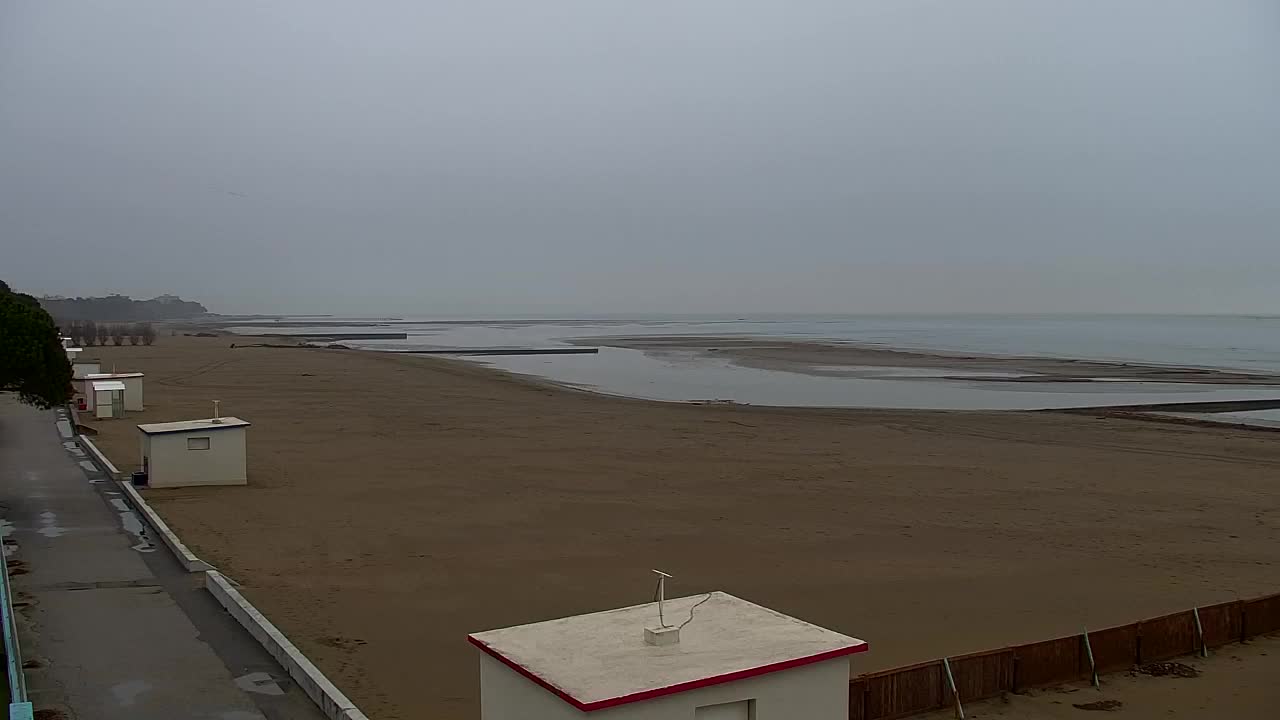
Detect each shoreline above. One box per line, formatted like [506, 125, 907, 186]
[575, 335, 1280, 385]
[211, 321, 1280, 387]
[225, 330, 1280, 413]
[197, 326, 1280, 425]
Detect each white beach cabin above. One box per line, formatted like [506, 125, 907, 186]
[65, 347, 82, 362]
[72, 360, 101, 380]
[82, 372, 144, 412]
[137, 417, 250, 488]
[91, 381, 127, 420]
[469, 592, 867, 720]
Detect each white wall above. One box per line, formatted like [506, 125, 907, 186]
[480, 654, 582, 720]
[72, 362, 100, 380]
[479, 653, 850, 720]
[144, 427, 248, 488]
[93, 390, 118, 419]
[79, 376, 140, 410]
[120, 376, 144, 411]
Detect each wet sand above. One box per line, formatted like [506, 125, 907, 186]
[587, 335, 1280, 384]
[82, 336, 1280, 720]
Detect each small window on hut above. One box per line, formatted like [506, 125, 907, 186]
[187, 436, 211, 451]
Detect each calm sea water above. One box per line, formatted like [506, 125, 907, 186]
[1160, 409, 1280, 430]
[231, 315, 1280, 410]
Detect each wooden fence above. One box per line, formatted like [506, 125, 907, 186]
[848, 592, 1280, 720]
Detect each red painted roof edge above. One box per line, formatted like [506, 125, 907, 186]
[469, 635, 593, 711]
[468, 635, 869, 713]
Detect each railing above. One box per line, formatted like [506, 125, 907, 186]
[0, 546, 32, 719]
[849, 591, 1280, 720]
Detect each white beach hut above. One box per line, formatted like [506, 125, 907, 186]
[91, 380, 127, 420]
[137, 416, 250, 488]
[469, 591, 867, 720]
[82, 372, 144, 412]
[65, 347, 82, 362]
[72, 360, 101, 380]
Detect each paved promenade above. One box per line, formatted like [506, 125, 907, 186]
[0, 396, 325, 720]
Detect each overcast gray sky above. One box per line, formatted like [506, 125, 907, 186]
[2, 1, 1277, 315]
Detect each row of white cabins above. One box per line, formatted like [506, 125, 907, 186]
[63, 335, 145, 419]
[62, 335, 249, 489]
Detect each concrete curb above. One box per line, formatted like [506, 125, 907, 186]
[115, 480, 214, 573]
[206, 571, 370, 720]
[69, 419, 212, 573]
[77, 435, 122, 481]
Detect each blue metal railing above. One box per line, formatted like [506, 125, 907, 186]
[0, 545, 32, 719]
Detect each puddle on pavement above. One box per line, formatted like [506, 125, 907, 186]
[37, 511, 67, 539]
[110, 679, 152, 707]
[109, 499, 155, 553]
[235, 672, 285, 696]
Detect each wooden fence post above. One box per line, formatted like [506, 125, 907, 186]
[942, 657, 964, 720]
[1082, 628, 1099, 688]
[1193, 607, 1207, 658]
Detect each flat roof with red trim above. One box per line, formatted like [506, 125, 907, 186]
[138, 417, 250, 434]
[468, 591, 867, 712]
[84, 372, 144, 379]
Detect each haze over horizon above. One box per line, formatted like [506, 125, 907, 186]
[3, 1, 1278, 316]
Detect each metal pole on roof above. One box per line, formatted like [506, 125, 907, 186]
[652, 570, 672, 627]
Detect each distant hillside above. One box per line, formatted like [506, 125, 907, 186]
[40, 293, 208, 322]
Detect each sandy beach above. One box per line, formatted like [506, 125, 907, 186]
[81, 336, 1280, 720]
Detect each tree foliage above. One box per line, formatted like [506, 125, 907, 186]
[0, 280, 74, 408]
[65, 320, 85, 346]
[38, 293, 206, 322]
